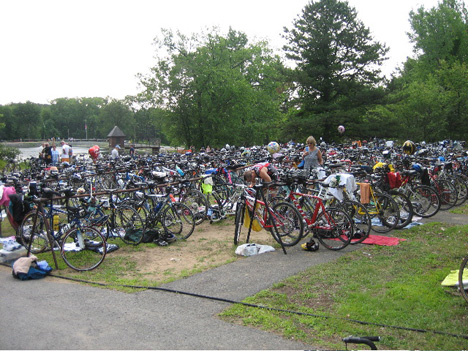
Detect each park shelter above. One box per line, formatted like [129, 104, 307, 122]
[107, 126, 125, 149]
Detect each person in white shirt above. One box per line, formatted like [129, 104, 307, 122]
[60, 141, 70, 163]
[111, 145, 120, 159]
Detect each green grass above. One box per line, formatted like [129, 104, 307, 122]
[219, 219, 468, 350]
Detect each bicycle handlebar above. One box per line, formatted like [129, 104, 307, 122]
[342, 336, 380, 350]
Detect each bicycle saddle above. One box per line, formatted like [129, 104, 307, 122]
[61, 188, 75, 198]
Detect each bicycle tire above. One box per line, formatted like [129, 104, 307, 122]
[433, 179, 458, 210]
[389, 190, 414, 229]
[269, 201, 304, 247]
[452, 175, 468, 206]
[313, 207, 352, 250]
[114, 205, 146, 245]
[340, 200, 371, 245]
[459, 255, 468, 304]
[181, 188, 209, 225]
[369, 193, 400, 234]
[409, 185, 441, 218]
[61, 226, 107, 271]
[17, 211, 50, 254]
[162, 202, 195, 240]
[234, 202, 246, 245]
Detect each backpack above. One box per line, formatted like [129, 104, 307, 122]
[141, 229, 161, 243]
[8, 194, 32, 224]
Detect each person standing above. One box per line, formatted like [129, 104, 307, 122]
[111, 145, 120, 160]
[68, 144, 73, 164]
[42, 142, 52, 165]
[302, 136, 323, 176]
[129, 144, 135, 159]
[60, 141, 70, 163]
[51, 145, 60, 165]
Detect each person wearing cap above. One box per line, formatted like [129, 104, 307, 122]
[60, 141, 70, 163]
[111, 144, 120, 159]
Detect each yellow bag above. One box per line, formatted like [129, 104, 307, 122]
[243, 206, 263, 232]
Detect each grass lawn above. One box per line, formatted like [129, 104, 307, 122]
[219, 218, 468, 350]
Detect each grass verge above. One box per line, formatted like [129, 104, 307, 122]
[219, 219, 468, 350]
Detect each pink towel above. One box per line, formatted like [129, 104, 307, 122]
[362, 235, 406, 246]
[0, 187, 16, 206]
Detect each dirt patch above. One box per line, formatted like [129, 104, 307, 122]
[102, 218, 277, 283]
[0, 216, 279, 284]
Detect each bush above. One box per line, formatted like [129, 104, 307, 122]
[0, 144, 20, 160]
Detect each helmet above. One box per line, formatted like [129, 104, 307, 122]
[267, 141, 280, 154]
[225, 144, 230, 150]
[402, 140, 416, 155]
[337, 125, 345, 134]
[412, 163, 422, 172]
[301, 240, 319, 252]
[241, 149, 251, 158]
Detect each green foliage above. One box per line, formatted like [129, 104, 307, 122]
[409, 0, 468, 68]
[282, 0, 389, 142]
[137, 27, 285, 148]
[0, 144, 20, 160]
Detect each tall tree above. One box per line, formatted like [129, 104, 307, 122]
[282, 0, 389, 142]
[409, 0, 468, 70]
[138, 28, 286, 148]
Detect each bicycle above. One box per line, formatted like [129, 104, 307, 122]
[350, 179, 401, 234]
[18, 188, 107, 271]
[459, 254, 468, 304]
[233, 183, 304, 250]
[399, 169, 441, 218]
[124, 182, 196, 241]
[83, 188, 147, 245]
[286, 180, 354, 250]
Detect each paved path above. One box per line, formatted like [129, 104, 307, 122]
[0, 209, 465, 349]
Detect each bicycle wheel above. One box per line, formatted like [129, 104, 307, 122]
[434, 179, 458, 210]
[61, 226, 107, 271]
[452, 175, 468, 206]
[313, 207, 352, 250]
[233, 202, 246, 245]
[340, 200, 371, 245]
[409, 185, 441, 218]
[389, 190, 414, 229]
[181, 189, 209, 225]
[162, 202, 195, 240]
[114, 205, 146, 245]
[370, 193, 400, 234]
[17, 211, 50, 254]
[269, 201, 304, 247]
[459, 255, 468, 304]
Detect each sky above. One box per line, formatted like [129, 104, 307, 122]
[0, 0, 446, 106]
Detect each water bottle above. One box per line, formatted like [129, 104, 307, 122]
[53, 215, 59, 232]
[154, 201, 163, 213]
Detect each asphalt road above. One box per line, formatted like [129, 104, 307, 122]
[0, 209, 465, 350]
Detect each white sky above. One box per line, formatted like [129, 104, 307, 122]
[0, 0, 446, 105]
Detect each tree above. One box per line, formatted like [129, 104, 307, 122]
[98, 99, 134, 138]
[282, 0, 389, 142]
[408, 0, 468, 69]
[138, 27, 286, 148]
[13, 102, 42, 140]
